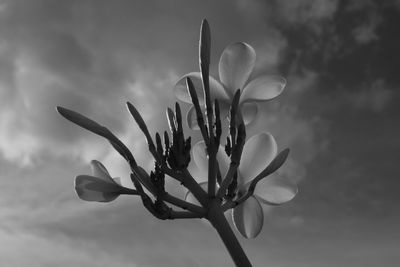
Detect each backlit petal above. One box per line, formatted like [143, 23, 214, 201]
[219, 42, 256, 95]
[75, 175, 121, 202]
[241, 75, 286, 102]
[90, 160, 113, 182]
[240, 102, 258, 125]
[113, 177, 122, 186]
[192, 141, 208, 174]
[174, 72, 228, 104]
[217, 100, 231, 121]
[254, 174, 297, 205]
[239, 133, 278, 185]
[187, 106, 201, 130]
[232, 196, 263, 238]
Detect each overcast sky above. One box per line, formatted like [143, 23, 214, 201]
[0, 0, 399, 266]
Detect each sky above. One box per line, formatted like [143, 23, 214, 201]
[0, 0, 399, 266]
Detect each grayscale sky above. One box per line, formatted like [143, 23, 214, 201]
[0, 0, 399, 266]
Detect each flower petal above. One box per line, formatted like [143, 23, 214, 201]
[113, 177, 122, 186]
[239, 133, 278, 185]
[186, 106, 201, 130]
[254, 174, 298, 205]
[192, 141, 208, 173]
[75, 175, 121, 202]
[232, 196, 263, 238]
[174, 72, 228, 104]
[217, 100, 231, 120]
[240, 102, 258, 125]
[219, 42, 256, 95]
[241, 75, 286, 102]
[90, 160, 113, 182]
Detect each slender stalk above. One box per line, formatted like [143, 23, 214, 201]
[208, 147, 217, 197]
[207, 201, 252, 267]
[217, 162, 238, 198]
[162, 192, 206, 214]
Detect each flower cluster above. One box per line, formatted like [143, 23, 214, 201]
[174, 42, 286, 129]
[58, 19, 298, 267]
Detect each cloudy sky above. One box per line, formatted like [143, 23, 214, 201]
[0, 0, 399, 266]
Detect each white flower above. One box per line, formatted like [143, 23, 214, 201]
[188, 133, 297, 238]
[174, 42, 286, 129]
[75, 160, 136, 202]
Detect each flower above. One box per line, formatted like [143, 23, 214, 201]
[174, 42, 286, 129]
[187, 133, 298, 238]
[75, 160, 137, 202]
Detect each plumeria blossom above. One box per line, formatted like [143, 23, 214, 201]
[187, 133, 298, 238]
[174, 42, 286, 129]
[75, 160, 137, 202]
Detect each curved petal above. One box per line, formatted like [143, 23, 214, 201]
[239, 133, 278, 186]
[240, 102, 258, 125]
[90, 160, 112, 181]
[192, 141, 208, 174]
[241, 75, 286, 102]
[174, 72, 228, 104]
[218, 100, 231, 120]
[185, 181, 218, 206]
[232, 196, 264, 238]
[219, 42, 256, 95]
[113, 177, 122, 186]
[254, 174, 298, 205]
[75, 175, 121, 202]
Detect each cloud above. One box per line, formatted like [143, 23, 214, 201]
[0, 227, 135, 267]
[346, 79, 393, 112]
[0, 0, 187, 167]
[277, 0, 338, 22]
[266, 0, 339, 37]
[346, 0, 383, 44]
[253, 30, 288, 72]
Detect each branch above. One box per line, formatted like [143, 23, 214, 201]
[216, 90, 245, 198]
[131, 166, 157, 195]
[199, 19, 214, 146]
[214, 99, 222, 147]
[186, 77, 209, 143]
[161, 192, 206, 214]
[56, 106, 136, 166]
[126, 102, 159, 160]
[217, 162, 239, 199]
[168, 210, 204, 219]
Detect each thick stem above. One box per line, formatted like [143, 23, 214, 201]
[207, 201, 252, 267]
